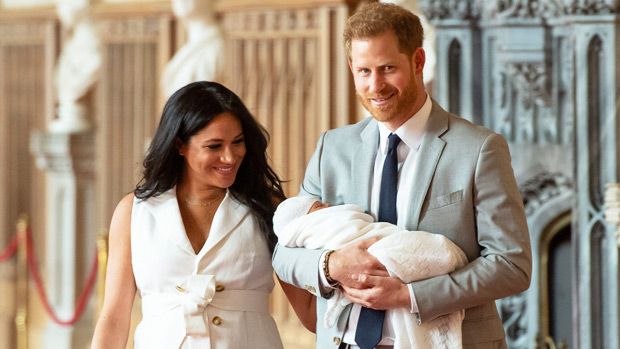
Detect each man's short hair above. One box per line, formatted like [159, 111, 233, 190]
[343, 2, 424, 59]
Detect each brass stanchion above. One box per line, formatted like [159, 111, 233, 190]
[95, 230, 108, 320]
[15, 215, 28, 349]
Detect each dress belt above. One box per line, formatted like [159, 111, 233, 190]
[142, 289, 270, 317]
[137, 274, 269, 349]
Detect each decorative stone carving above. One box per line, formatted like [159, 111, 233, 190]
[421, 0, 479, 20]
[97, 17, 161, 40]
[50, 0, 102, 134]
[479, 0, 562, 19]
[0, 23, 48, 43]
[519, 171, 572, 215]
[498, 292, 529, 349]
[161, 0, 225, 98]
[506, 63, 550, 109]
[475, 0, 615, 18]
[563, 0, 615, 15]
[497, 62, 557, 143]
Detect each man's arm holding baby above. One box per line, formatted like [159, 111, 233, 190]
[327, 238, 414, 311]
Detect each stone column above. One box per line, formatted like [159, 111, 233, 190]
[30, 131, 95, 348]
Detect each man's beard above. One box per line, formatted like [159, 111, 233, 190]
[358, 78, 419, 123]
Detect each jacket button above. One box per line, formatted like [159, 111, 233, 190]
[332, 337, 341, 345]
[215, 284, 225, 292]
[212, 316, 223, 326]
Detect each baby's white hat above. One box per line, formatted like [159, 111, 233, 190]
[273, 196, 319, 234]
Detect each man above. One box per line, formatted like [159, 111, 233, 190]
[272, 3, 532, 349]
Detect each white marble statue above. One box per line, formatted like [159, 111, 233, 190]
[51, 0, 102, 133]
[161, 0, 225, 98]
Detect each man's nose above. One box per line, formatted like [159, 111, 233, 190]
[368, 73, 385, 94]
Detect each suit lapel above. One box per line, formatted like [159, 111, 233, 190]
[351, 120, 379, 211]
[407, 102, 449, 229]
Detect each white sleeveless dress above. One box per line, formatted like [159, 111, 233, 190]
[131, 188, 283, 349]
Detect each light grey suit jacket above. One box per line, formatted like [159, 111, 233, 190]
[272, 101, 532, 348]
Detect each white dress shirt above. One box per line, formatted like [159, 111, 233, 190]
[319, 94, 432, 346]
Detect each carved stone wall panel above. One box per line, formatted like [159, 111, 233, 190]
[432, 26, 480, 122]
[478, 25, 566, 144]
[573, 22, 619, 349]
[0, 19, 54, 349]
[423, 1, 620, 347]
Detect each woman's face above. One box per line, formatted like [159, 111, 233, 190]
[178, 112, 246, 190]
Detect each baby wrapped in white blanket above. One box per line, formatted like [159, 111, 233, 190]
[273, 196, 469, 349]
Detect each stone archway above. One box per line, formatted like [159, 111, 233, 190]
[499, 171, 573, 349]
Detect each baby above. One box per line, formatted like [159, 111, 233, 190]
[273, 196, 468, 349]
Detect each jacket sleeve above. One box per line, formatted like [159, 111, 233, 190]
[411, 133, 532, 322]
[272, 132, 331, 298]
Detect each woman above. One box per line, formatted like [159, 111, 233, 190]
[92, 81, 315, 348]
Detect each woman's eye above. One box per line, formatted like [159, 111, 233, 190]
[233, 138, 245, 144]
[206, 144, 221, 150]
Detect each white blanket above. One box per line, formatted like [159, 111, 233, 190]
[276, 204, 468, 349]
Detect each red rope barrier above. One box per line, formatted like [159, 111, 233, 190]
[25, 227, 99, 326]
[0, 233, 18, 262]
[0, 227, 100, 326]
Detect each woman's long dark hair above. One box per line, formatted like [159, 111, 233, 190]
[135, 81, 285, 252]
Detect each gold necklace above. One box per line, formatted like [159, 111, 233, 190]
[181, 193, 224, 207]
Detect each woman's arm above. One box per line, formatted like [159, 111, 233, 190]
[277, 278, 317, 333]
[91, 194, 137, 348]
[272, 195, 316, 332]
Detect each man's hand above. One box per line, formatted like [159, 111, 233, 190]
[328, 237, 389, 288]
[342, 275, 411, 310]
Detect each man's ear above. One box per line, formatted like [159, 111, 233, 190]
[412, 47, 426, 74]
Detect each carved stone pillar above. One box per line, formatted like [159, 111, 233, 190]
[30, 131, 96, 348]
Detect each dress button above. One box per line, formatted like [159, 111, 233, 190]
[332, 337, 341, 345]
[175, 285, 185, 293]
[215, 284, 225, 292]
[212, 316, 223, 326]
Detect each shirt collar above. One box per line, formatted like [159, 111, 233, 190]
[378, 93, 431, 154]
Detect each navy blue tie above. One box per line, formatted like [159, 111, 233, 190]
[355, 133, 401, 349]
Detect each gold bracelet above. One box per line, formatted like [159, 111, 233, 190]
[323, 250, 338, 287]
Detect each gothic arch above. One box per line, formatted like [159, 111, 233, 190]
[587, 35, 604, 210]
[499, 171, 573, 348]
